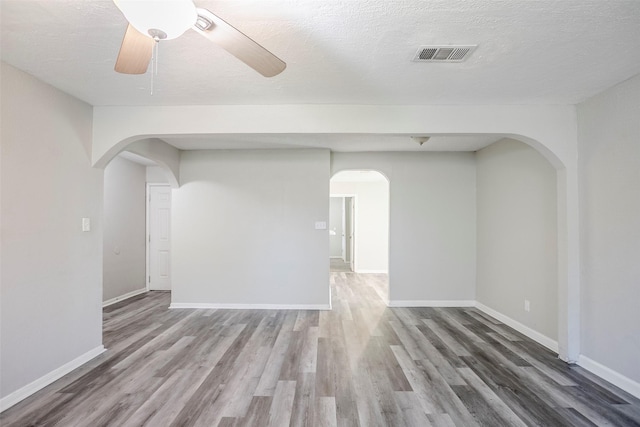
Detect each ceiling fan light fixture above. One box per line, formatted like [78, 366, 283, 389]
[114, 0, 197, 40]
[113, 0, 286, 77]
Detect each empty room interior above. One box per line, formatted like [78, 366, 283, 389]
[1, 0, 640, 425]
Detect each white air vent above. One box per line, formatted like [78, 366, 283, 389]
[413, 45, 477, 62]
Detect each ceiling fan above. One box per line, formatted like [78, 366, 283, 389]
[113, 0, 286, 77]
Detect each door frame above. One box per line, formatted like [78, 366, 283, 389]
[345, 196, 355, 271]
[330, 193, 357, 269]
[146, 183, 172, 291]
[329, 196, 346, 260]
[340, 197, 346, 260]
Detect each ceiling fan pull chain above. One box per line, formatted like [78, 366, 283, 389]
[150, 39, 159, 95]
[154, 40, 159, 76]
[150, 45, 154, 96]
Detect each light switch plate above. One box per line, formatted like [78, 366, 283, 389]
[82, 217, 91, 232]
[315, 221, 327, 230]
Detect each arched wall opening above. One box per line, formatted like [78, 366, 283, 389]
[98, 134, 576, 362]
[330, 170, 390, 303]
[92, 104, 579, 362]
[95, 137, 181, 189]
[101, 147, 178, 308]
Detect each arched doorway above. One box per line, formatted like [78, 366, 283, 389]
[94, 117, 578, 362]
[102, 149, 175, 307]
[330, 170, 390, 303]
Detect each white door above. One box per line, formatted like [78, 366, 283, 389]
[148, 185, 172, 290]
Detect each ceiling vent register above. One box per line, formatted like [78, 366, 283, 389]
[413, 45, 477, 62]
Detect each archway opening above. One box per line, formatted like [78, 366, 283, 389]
[102, 150, 174, 309]
[96, 129, 577, 362]
[330, 170, 390, 303]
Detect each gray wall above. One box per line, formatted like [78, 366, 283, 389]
[171, 149, 331, 307]
[0, 63, 103, 399]
[331, 152, 477, 303]
[476, 139, 558, 340]
[578, 73, 640, 383]
[103, 156, 147, 302]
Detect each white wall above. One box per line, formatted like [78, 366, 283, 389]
[146, 165, 170, 184]
[171, 149, 330, 308]
[331, 152, 476, 304]
[476, 139, 558, 341]
[330, 179, 389, 273]
[103, 156, 146, 302]
[0, 63, 103, 401]
[578, 73, 640, 385]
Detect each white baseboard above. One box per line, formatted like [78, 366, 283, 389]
[0, 345, 106, 413]
[578, 355, 640, 399]
[475, 302, 559, 353]
[355, 269, 389, 274]
[169, 303, 332, 310]
[388, 300, 476, 308]
[102, 288, 147, 307]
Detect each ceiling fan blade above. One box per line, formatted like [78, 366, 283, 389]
[192, 8, 286, 77]
[115, 24, 155, 74]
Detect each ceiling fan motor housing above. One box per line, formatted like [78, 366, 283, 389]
[113, 0, 197, 40]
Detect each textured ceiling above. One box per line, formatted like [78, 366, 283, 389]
[2, 0, 640, 107]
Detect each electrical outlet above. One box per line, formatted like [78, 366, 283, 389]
[524, 299, 531, 312]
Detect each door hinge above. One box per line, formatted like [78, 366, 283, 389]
[148, 275, 151, 283]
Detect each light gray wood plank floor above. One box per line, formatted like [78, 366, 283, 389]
[2, 273, 640, 426]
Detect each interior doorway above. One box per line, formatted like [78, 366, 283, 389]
[329, 170, 390, 301]
[330, 196, 355, 272]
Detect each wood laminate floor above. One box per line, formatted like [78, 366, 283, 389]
[2, 273, 640, 426]
[330, 259, 352, 273]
